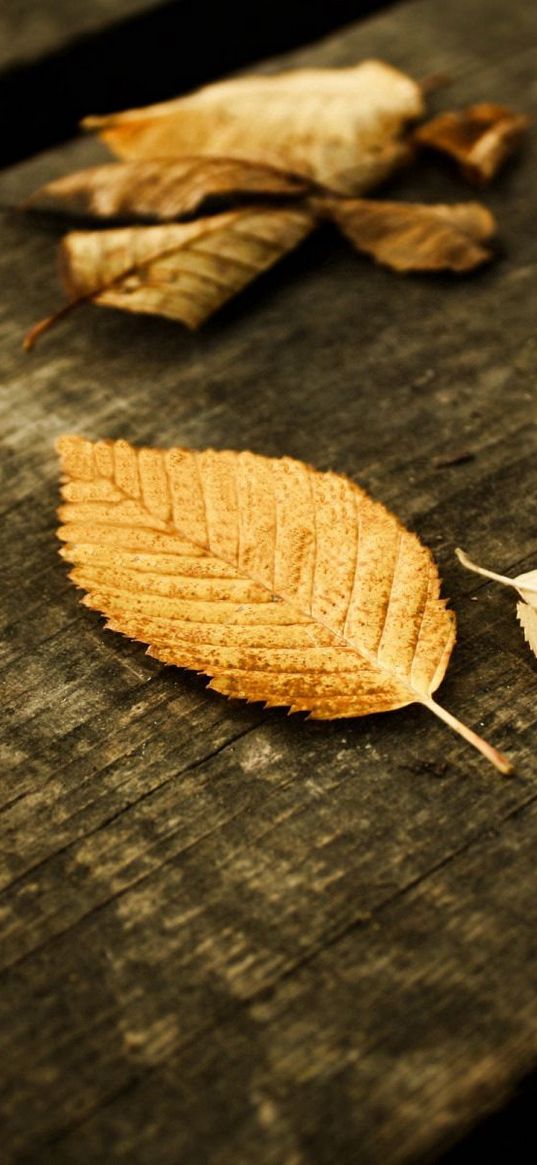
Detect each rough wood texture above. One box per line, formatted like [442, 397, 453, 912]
[0, 0, 164, 72]
[0, 2, 389, 169]
[1, 0, 537, 1162]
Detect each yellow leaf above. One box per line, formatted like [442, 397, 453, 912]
[26, 156, 311, 222]
[83, 61, 423, 196]
[24, 205, 315, 347]
[325, 198, 496, 272]
[56, 436, 511, 773]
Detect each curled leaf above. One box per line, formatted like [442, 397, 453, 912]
[25, 156, 311, 223]
[325, 198, 496, 272]
[457, 547, 537, 660]
[56, 435, 511, 773]
[24, 205, 316, 346]
[23, 61, 525, 344]
[83, 61, 423, 195]
[415, 104, 529, 184]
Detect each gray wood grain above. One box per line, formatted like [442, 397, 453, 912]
[0, 0, 164, 72]
[1, 0, 537, 1162]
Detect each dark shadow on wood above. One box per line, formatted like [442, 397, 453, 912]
[0, 0, 394, 169]
[436, 1069, 537, 1164]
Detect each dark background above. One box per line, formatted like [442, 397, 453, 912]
[1, 0, 391, 167]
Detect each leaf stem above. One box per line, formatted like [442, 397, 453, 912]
[456, 547, 537, 596]
[423, 696, 513, 774]
[419, 73, 451, 95]
[23, 298, 91, 350]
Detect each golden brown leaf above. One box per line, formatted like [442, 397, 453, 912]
[56, 435, 511, 773]
[457, 547, 537, 660]
[325, 198, 496, 272]
[24, 205, 316, 346]
[83, 61, 423, 195]
[415, 104, 529, 184]
[26, 156, 311, 222]
[25, 63, 522, 344]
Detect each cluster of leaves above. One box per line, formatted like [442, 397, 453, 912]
[44, 63, 531, 774]
[25, 61, 527, 347]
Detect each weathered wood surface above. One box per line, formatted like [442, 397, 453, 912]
[0, 0, 165, 72]
[1, 0, 537, 1162]
[0, 1, 385, 169]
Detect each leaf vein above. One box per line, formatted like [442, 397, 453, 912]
[342, 490, 361, 639]
[375, 529, 403, 657]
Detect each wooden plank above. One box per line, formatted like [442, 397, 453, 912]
[0, 2, 387, 167]
[0, 0, 537, 1162]
[0, 0, 164, 72]
[0, 0, 379, 74]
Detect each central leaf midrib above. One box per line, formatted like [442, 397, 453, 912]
[102, 461, 430, 706]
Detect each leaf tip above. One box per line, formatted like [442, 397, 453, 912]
[455, 546, 471, 568]
[80, 114, 105, 132]
[23, 318, 49, 351]
[23, 304, 76, 350]
[494, 750, 515, 777]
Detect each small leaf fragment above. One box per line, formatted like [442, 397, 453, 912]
[415, 104, 529, 183]
[56, 436, 511, 773]
[517, 604, 537, 658]
[456, 547, 537, 605]
[325, 198, 496, 272]
[25, 156, 312, 223]
[457, 547, 537, 662]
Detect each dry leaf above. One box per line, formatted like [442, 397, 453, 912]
[24, 205, 315, 347]
[517, 604, 537, 657]
[23, 60, 511, 345]
[24, 61, 521, 344]
[457, 547, 537, 659]
[325, 198, 496, 271]
[56, 435, 511, 773]
[26, 156, 311, 223]
[24, 193, 496, 346]
[83, 61, 423, 196]
[415, 104, 529, 183]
